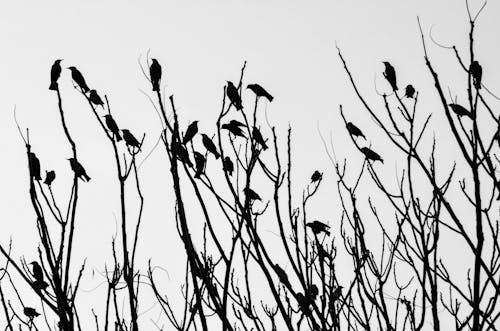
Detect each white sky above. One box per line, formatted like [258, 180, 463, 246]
[0, 0, 499, 329]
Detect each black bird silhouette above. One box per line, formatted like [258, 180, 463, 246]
[244, 187, 261, 201]
[23, 307, 40, 319]
[383, 62, 398, 91]
[44, 170, 56, 186]
[223, 156, 234, 176]
[122, 129, 141, 151]
[360, 147, 383, 163]
[307, 220, 330, 235]
[311, 170, 322, 183]
[470, 60, 482, 89]
[405, 84, 415, 98]
[30, 261, 43, 282]
[49, 59, 62, 90]
[306, 284, 319, 302]
[28, 152, 41, 181]
[346, 122, 365, 139]
[226, 81, 243, 110]
[202, 134, 220, 159]
[104, 115, 122, 141]
[183, 121, 198, 145]
[252, 127, 268, 150]
[274, 264, 290, 287]
[33, 280, 49, 291]
[194, 152, 205, 178]
[449, 103, 472, 118]
[296, 293, 310, 312]
[68, 158, 91, 181]
[229, 120, 245, 127]
[172, 142, 193, 167]
[89, 89, 104, 107]
[150, 58, 162, 92]
[221, 122, 246, 138]
[68, 66, 90, 92]
[247, 83, 274, 102]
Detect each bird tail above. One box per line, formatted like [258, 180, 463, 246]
[152, 82, 160, 92]
[115, 133, 122, 142]
[263, 143, 269, 150]
[267, 94, 274, 102]
[49, 82, 58, 90]
[83, 174, 91, 182]
[215, 152, 221, 159]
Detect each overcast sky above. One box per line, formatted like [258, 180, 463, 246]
[0, 0, 498, 329]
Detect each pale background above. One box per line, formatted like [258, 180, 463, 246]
[0, 0, 498, 329]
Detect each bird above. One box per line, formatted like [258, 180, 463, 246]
[28, 152, 41, 181]
[194, 152, 205, 179]
[449, 103, 472, 118]
[183, 121, 198, 145]
[44, 170, 56, 186]
[68, 158, 91, 182]
[307, 220, 330, 236]
[311, 170, 322, 183]
[229, 120, 245, 127]
[150, 58, 162, 92]
[360, 147, 383, 163]
[252, 127, 268, 150]
[29, 261, 44, 282]
[104, 115, 122, 141]
[122, 129, 141, 151]
[346, 122, 365, 139]
[223, 157, 234, 176]
[274, 264, 290, 287]
[331, 286, 343, 302]
[404, 84, 415, 98]
[172, 142, 193, 167]
[23, 307, 40, 319]
[383, 62, 398, 91]
[226, 81, 243, 110]
[306, 284, 319, 302]
[470, 60, 482, 89]
[296, 293, 310, 312]
[49, 59, 62, 90]
[244, 187, 261, 201]
[33, 280, 49, 292]
[89, 89, 104, 107]
[202, 134, 220, 159]
[247, 83, 274, 102]
[68, 66, 90, 92]
[221, 122, 246, 138]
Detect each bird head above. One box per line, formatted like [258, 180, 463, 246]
[55, 59, 63, 64]
[29, 261, 38, 265]
[89, 89, 96, 94]
[246, 84, 254, 89]
[226, 81, 234, 87]
[67, 66, 76, 71]
[121, 129, 130, 134]
[103, 114, 111, 119]
[383, 61, 391, 68]
[151, 58, 158, 64]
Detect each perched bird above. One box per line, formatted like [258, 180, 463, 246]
[247, 83, 274, 102]
[183, 121, 198, 145]
[307, 220, 330, 236]
[252, 127, 268, 150]
[122, 129, 141, 151]
[172, 142, 193, 167]
[274, 264, 290, 287]
[346, 122, 365, 139]
[30, 261, 44, 282]
[68, 158, 91, 182]
[194, 152, 205, 179]
[221, 122, 246, 138]
[360, 147, 383, 163]
[311, 170, 322, 183]
[202, 134, 220, 159]
[89, 89, 104, 107]
[150, 58, 162, 92]
[49, 59, 62, 90]
[223, 156, 234, 176]
[306, 284, 319, 302]
[244, 187, 261, 201]
[28, 152, 41, 181]
[44, 170, 56, 186]
[23, 307, 40, 319]
[449, 103, 472, 118]
[470, 60, 482, 89]
[68, 66, 90, 92]
[404, 84, 415, 98]
[296, 293, 310, 312]
[331, 286, 343, 302]
[229, 120, 245, 127]
[383, 62, 398, 91]
[104, 115, 122, 141]
[33, 280, 49, 291]
[226, 81, 243, 110]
